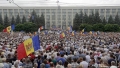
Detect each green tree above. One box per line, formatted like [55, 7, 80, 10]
[11, 16, 15, 25]
[88, 11, 95, 24]
[40, 13, 45, 27]
[73, 13, 79, 30]
[0, 24, 4, 31]
[114, 13, 120, 25]
[16, 14, 21, 24]
[4, 14, 9, 27]
[92, 23, 104, 31]
[108, 15, 114, 24]
[29, 10, 37, 23]
[0, 14, 3, 25]
[94, 11, 101, 23]
[79, 11, 83, 24]
[22, 15, 26, 23]
[79, 24, 92, 32]
[83, 12, 89, 23]
[102, 17, 107, 24]
[15, 24, 24, 31]
[23, 22, 37, 32]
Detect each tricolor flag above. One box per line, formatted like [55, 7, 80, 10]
[72, 31, 75, 36]
[82, 28, 85, 32]
[60, 32, 65, 38]
[89, 31, 93, 35]
[3, 24, 15, 33]
[17, 35, 40, 60]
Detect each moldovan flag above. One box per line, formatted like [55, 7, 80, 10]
[17, 35, 40, 60]
[3, 24, 15, 33]
[60, 32, 65, 38]
[72, 31, 75, 36]
[3, 26, 11, 33]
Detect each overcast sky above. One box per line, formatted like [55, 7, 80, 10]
[0, 0, 120, 6]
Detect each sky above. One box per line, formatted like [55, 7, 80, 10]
[0, 0, 120, 6]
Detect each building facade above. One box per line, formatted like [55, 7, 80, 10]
[0, 6, 120, 29]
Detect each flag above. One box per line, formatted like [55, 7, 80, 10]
[3, 25, 15, 33]
[40, 26, 44, 30]
[17, 35, 40, 60]
[67, 26, 72, 32]
[89, 31, 93, 34]
[3, 26, 11, 33]
[72, 31, 75, 36]
[11, 24, 15, 30]
[60, 32, 65, 38]
[82, 28, 85, 32]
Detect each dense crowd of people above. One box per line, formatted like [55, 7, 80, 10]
[0, 30, 120, 68]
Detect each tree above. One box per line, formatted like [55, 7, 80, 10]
[79, 11, 83, 24]
[73, 13, 79, 30]
[16, 14, 21, 24]
[79, 24, 92, 32]
[40, 13, 45, 27]
[29, 10, 37, 23]
[0, 24, 4, 31]
[22, 15, 26, 23]
[88, 11, 95, 24]
[4, 14, 9, 27]
[11, 16, 15, 25]
[108, 15, 114, 24]
[83, 12, 89, 23]
[102, 17, 107, 24]
[114, 13, 120, 25]
[0, 14, 3, 25]
[94, 11, 102, 23]
[92, 23, 104, 31]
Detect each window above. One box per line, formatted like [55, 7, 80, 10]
[106, 9, 110, 13]
[46, 9, 50, 15]
[84, 9, 88, 14]
[95, 9, 99, 13]
[89, 9, 94, 14]
[3, 9, 7, 15]
[51, 9, 56, 15]
[57, 9, 61, 15]
[46, 15, 50, 20]
[62, 15, 66, 20]
[62, 21, 66, 25]
[52, 15, 55, 20]
[57, 15, 61, 20]
[78, 9, 83, 12]
[112, 9, 116, 14]
[41, 9, 45, 14]
[100, 9, 105, 13]
[8, 9, 13, 16]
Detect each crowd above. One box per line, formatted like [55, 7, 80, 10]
[0, 30, 120, 68]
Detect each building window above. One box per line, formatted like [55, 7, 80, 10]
[78, 9, 83, 12]
[46, 9, 50, 15]
[95, 9, 99, 12]
[62, 15, 66, 20]
[89, 9, 94, 14]
[106, 9, 110, 13]
[100, 9, 105, 13]
[112, 9, 116, 14]
[46, 15, 50, 20]
[41, 9, 45, 15]
[84, 9, 88, 14]
[57, 15, 61, 20]
[0, 9, 2, 14]
[52, 15, 55, 20]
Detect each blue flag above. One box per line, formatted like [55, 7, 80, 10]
[32, 35, 40, 51]
[11, 24, 15, 30]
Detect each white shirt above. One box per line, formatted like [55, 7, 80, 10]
[86, 55, 91, 63]
[110, 66, 117, 68]
[80, 61, 88, 68]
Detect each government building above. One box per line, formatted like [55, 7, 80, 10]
[0, 6, 120, 29]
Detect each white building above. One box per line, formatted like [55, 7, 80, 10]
[0, 6, 120, 29]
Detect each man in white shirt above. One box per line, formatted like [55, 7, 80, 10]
[80, 57, 88, 68]
[86, 53, 91, 63]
